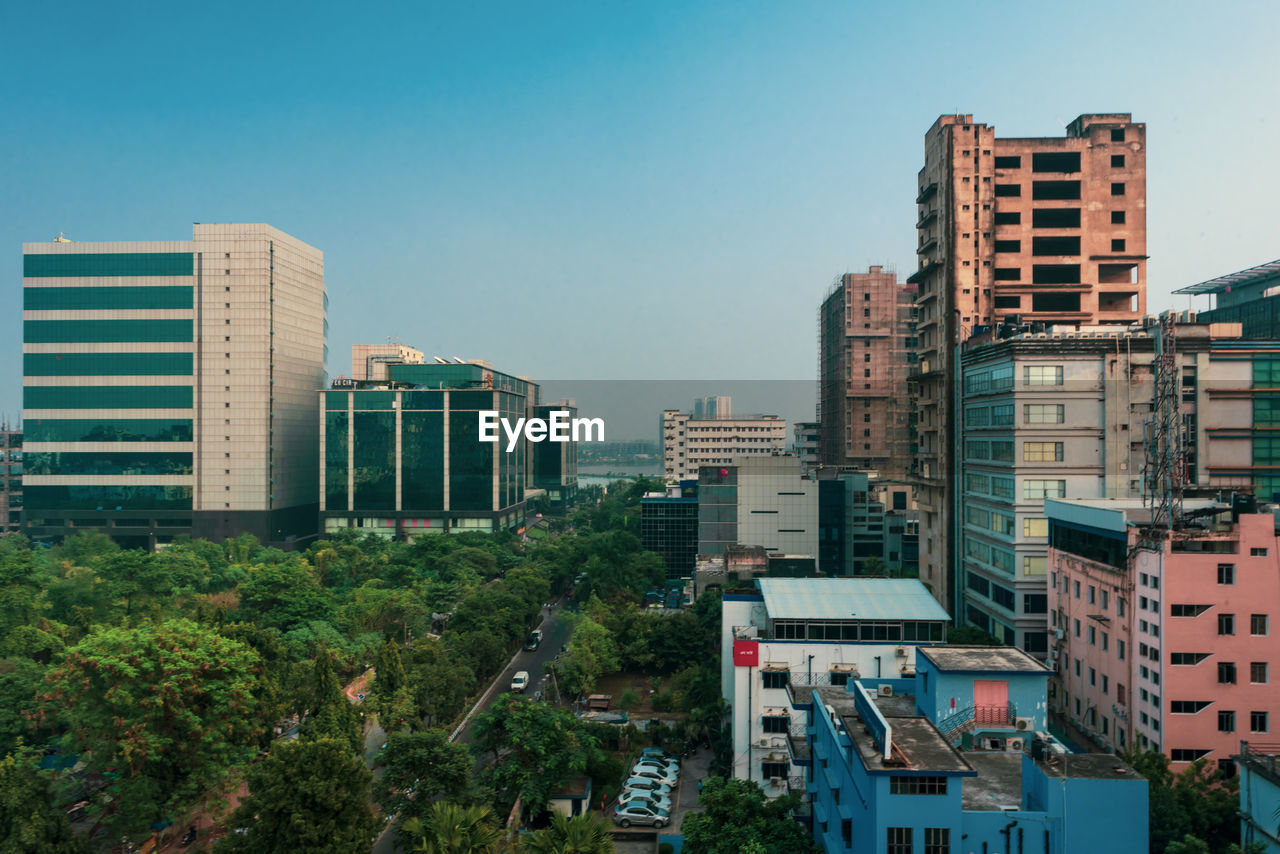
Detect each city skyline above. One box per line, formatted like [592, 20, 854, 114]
[3, 1, 1278, 423]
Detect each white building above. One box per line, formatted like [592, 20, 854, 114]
[663, 409, 785, 482]
[697, 454, 818, 558]
[350, 343, 424, 381]
[721, 577, 950, 790]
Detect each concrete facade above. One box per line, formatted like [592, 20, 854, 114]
[697, 454, 817, 558]
[22, 224, 325, 548]
[1047, 499, 1280, 771]
[350, 343, 424, 381]
[662, 410, 785, 483]
[957, 320, 1255, 659]
[912, 113, 1147, 614]
[818, 267, 918, 480]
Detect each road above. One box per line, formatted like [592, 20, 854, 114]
[372, 596, 575, 853]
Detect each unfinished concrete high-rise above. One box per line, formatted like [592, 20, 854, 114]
[818, 267, 917, 481]
[910, 113, 1147, 611]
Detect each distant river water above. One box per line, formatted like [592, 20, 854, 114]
[576, 463, 662, 488]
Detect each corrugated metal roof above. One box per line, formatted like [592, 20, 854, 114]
[756, 578, 951, 622]
[1173, 258, 1280, 295]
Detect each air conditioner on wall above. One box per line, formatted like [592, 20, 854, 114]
[878, 685, 894, 697]
[1015, 717, 1034, 731]
[1008, 739, 1025, 752]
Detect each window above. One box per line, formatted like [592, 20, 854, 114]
[761, 761, 788, 779]
[1251, 547, 1269, 556]
[1172, 604, 1211, 617]
[1219, 710, 1236, 732]
[1171, 749, 1211, 762]
[1118, 639, 1126, 661]
[925, 828, 951, 854]
[842, 819, 852, 847]
[762, 715, 789, 733]
[1025, 365, 1063, 386]
[1251, 662, 1268, 684]
[888, 828, 913, 854]
[1024, 442, 1064, 462]
[1111, 182, 1126, 195]
[995, 155, 1021, 169]
[1073, 580, 1081, 598]
[1218, 564, 1235, 585]
[1111, 154, 1125, 168]
[1218, 662, 1237, 684]
[1252, 711, 1269, 733]
[762, 670, 789, 689]
[995, 211, 1021, 225]
[1088, 626, 1096, 645]
[1024, 518, 1048, 538]
[1171, 701, 1211, 714]
[1024, 404, 1065, 424]
[1112, 239, 1126, 252]
[1025, 479, 1066, 499]
[1111, 210, 1126, 224]
[995, 240, 1021, 253]
[1088, 585, 1096, 605]
[1252, 614, 1269, 635]
[1089, 667, 1097, 686]
[1170, 653, 1209, 665]
[1219, 614, 1236, 636]
[1032, 207, 1081, 228]
[1074, 619, 1081, 638]
[890, 776, 947, 794]
[1111, 128, 1125, 142]
[995, 184, 1021, 197]
[829, 670, 850, 687]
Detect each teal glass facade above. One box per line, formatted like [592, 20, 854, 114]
[25, 386, 193, 409]
[23, 419, 192, 443]
[23, 252, 194, 278]
[322, 363, 546, 536]
[24, 353, 193, 376]
[25, 452, 193, 476]
[24, 286, 193, 310]
[24, 485, 192, 511]
[24, 319, 194, 343]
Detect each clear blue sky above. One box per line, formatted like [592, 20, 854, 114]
[2, 0, 1277, 422]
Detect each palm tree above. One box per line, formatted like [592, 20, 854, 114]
[402, 802, 505, 854]
[518, 813, 614, 854]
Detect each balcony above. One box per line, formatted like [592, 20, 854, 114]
[916, 209, 938, 229]
[916, 182, 938, 204]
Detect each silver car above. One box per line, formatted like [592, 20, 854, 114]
[611, 802, 670, 828]
[617, 791, 673, 812]
[622, 776, 674, 798]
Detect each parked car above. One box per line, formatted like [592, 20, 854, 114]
[611, 802, 670, 829]
[524, 630, 542, 651]
[622, 777, 674, 798]
[629, 763, 679, 786]
[616, 791, 673, 812]
[510, 671, 529, 693]
[640, 747, 676, 762]
[633, 757, 680, 774]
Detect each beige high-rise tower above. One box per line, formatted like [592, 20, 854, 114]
[910, 113, 1147, 610]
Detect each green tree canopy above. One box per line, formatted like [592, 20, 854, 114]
[518, 812, 614, 854]
[0, 752, 90, 853]
[471, 695, 601, 812]
[223, 737, 378, 854]
[374, 729, 473, 830]
[1122, 749, 1242, 854]
[300, 649, 362, 755]
[38, 619, 262, 835]
[401, 801, 503, 854]
[681, 776, 816, 854]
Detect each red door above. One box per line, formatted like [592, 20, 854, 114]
[973, 680, 1009, 724]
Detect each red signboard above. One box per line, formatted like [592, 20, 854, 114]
[733, 639, 759, 667]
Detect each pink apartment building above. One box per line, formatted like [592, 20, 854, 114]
[1045, 497, 1280, 774]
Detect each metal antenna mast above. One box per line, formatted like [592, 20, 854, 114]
[1140, 312, 1185, 550]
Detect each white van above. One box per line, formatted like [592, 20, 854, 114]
[511, 671, 530, 693]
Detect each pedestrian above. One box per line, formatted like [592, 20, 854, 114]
[697, 779, 702, 794]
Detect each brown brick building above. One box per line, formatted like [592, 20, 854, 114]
[818, 266, 918, 480]
[909, 113, 1147, 611]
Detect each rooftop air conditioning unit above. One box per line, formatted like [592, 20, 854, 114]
[895, 646, 908, 657]
[768, 776, 785, 787]
[1008, 738, 1025, 752]
[878, 685, 894, 698]
[1015, 717, 1035, 731]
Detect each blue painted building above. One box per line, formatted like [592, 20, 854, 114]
[1236, 741, 1280, 853]
[915, 646, 1051, 745]
[787, 646, 1147, 853]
